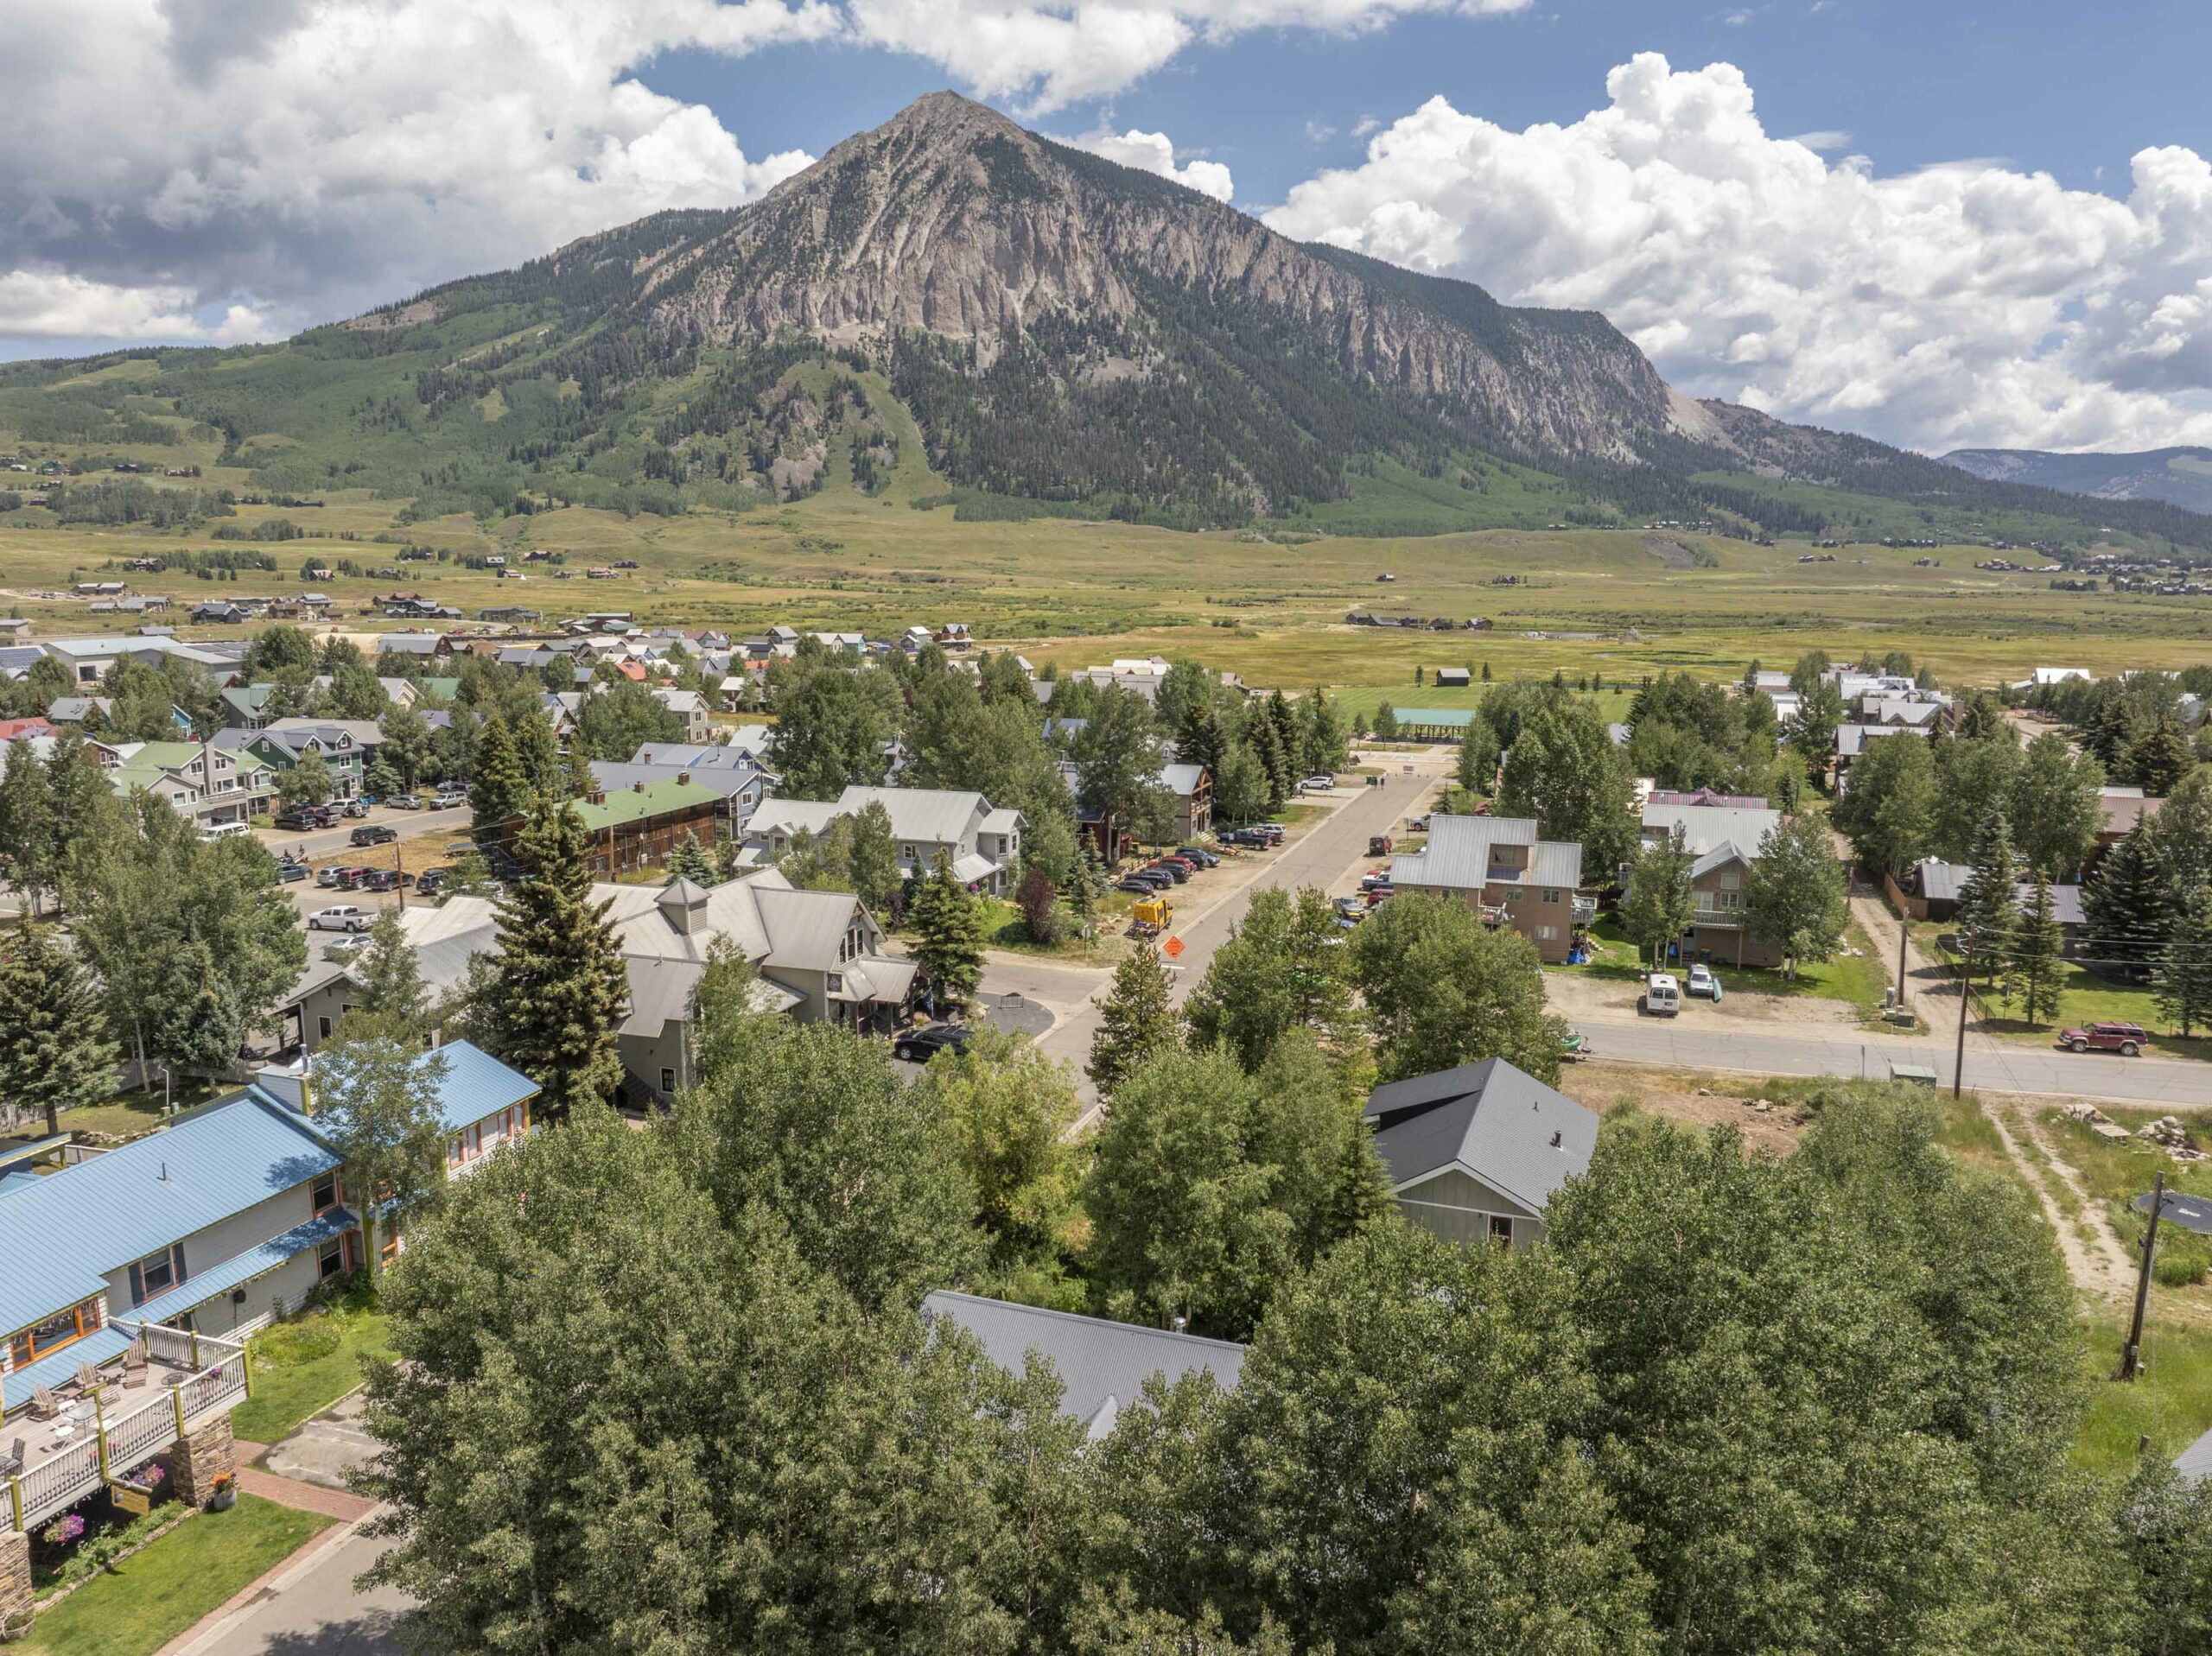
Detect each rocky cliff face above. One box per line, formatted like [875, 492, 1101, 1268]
[627, 92, 1676, 464]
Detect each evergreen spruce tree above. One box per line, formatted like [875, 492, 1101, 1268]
[1087, 940, 1180, 1099]
[469, 715, 531, 838]
[2082, 817, 2170, 973]
[909, 852, 986, 1016]
[0, 919, 118, 1137]
[475, 797, 626, 1117]
[1373, 702, 1400, 742]
[2005, 876, 2066, 1031]
[2155, 885, 2212, 1038]
[1955, 809, 2020, 983]
[666, 832, 716, 888]
[2123, 714, 2194, 797]
[561, 739, 596, 802]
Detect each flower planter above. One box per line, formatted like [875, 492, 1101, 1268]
[209, 1486, 237, 1512]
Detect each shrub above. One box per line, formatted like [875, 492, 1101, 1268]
[253, 1316, 342, 1367]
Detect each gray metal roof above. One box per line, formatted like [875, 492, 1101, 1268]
[1389, 813, 1582, 891]
[921, 1291, 1246, 1438]
[1641, 803, 1782, 857]
[591, 759, 764, 802]
[1363, 1058, 1599, 1213]
[1910, 860, 2085, 924]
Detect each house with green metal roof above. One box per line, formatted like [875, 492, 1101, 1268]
[91, 737, 276, 829]
[554, 777, 723, 879]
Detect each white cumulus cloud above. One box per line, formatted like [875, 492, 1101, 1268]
[1262, 53, 2212, 453]
[0, 0, 832, 344]
[845, 0, 1533, 114]
[1065, 128, 1235, 201]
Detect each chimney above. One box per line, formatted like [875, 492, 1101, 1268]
[633, 780, 646, 793]
[677, 770, 690, 785]
[588, 790, 606, 806]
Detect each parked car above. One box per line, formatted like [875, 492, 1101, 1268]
[1368, 834, 1394, 855]
[316, 866, 345, 888]
[340, 799, 369, 819]
[274, 860, 308, 883]
[1642, 973, 1681, 1017]
[416, 868, 448, 898]
[351, 824, 398, 846]
[308, 905, 372, 932]
[1125, 868, 1174, 890]
[2059, 1021, 2147, 1056]
[893, 1023, 972, 1063]
[1299, 775, 1336, 792]
[272, 807, 332, 832]
[1332, 895, 1368, 922]
[1360, 869, 1391, 891]
[387, 794, 424, 811]
[1363, 881, 1394, 904]
[1146, 860, 1191, 884]
[1256, 824, 1287, 843]
[1115, 878, 1162, 895]
[1408, 815, 1431, 833]
[1173, 846, 1219, 867]
[331, 866, 371, 891]
[1218, 828, 1262, 847]
[433, 790, 468, 811]
[360, 868, 404, 892]
[1687, 963, 1719, 999]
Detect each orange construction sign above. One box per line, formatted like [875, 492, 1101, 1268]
[1163, 935, 1185, 960]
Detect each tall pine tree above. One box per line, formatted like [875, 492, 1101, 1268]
[0, 920, 118, 1136]
[1087, 941, 1180, 1098]
[476, 797, 627, 1116]
[2155, 885, 2212, 1038]
[2083, 817, 2170, 974]
[1955, 808, 2020, 983]
[469, 714, 531, 839]
[2005, 876, 2066, 1031]
[908, 852, 986, 1016]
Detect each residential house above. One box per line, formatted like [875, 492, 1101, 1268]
[2096, 786, 2164, 857]
[744, 786, 1023, 893]
[1834, 722, 1929, 782]
[45, 696, 111, 726]
[1885, 858, 2088, 953]
[1362, 1058, 1599, 1248]
[94, 738, 276, 828]
[636, 729, 776, 770]
[343, 870, 918, 1102]
[219, 683, 277, 730]
[0, 619, 29, 639]
[532, 779, 725, 879]
[0, 718, 53, 743]
[1156, 763, 1213, 841]
[190, 600, 251, 625]
[590, 758, 774, 828]
[1387, 815, 1586, 962]
[1635, 800, 1785, 967]
[1434, 667, 1472, 688]
[374, 632, 452, 665]
[919, 1292, 1245, 1440]
[231, 719, 384, 799]
[651, 688, 712, 742]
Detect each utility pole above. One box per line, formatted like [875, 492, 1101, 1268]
[1894, 878, 1910, 1016]
[2120, 1171, 2165, 1381]
[1950, 923, 1975, 1099]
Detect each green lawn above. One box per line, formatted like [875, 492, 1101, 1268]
[53, 1084, 215, 1143]
[232, 1297, 393, 1444]
[19, 1495, 332, 1656]
[1560, 916, 1897, 1023]
[1911, 926, 2212, 1063]
[2074, 1313, 2212, 1476]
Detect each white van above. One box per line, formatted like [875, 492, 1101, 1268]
[199, 821, 254, 842]
[1642, 972, 1681, 1017]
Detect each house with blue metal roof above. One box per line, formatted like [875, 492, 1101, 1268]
[0, 1039, 537, 1410]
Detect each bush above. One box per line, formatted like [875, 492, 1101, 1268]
[253, 1315, 342, 1367]
[1015, 867, 1059, 945]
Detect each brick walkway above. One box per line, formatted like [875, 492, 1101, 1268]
[235, 1463, 377, 1522]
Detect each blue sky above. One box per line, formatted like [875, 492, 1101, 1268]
[3, 0, 2208, 453]
[654, 0, 2209, 213]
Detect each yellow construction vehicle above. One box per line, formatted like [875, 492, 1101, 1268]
[1131, 895, 1173, 936]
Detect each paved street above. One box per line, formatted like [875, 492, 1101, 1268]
[162, 1521, 412, 1656]
[257, 803, 468, 862]
[980, 766, 1440, 1120]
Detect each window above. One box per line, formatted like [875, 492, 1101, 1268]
[317, 1239, 345, 1280]
[10, 1298, 102, 1367]
[660, 1068, 677, 1095]
[1542, 889, 1561, 904]
[1535, 924, 1559, 942]
[137, 1247, 177, 1297]
[827, 973, 842, 994]
[311, 1172, 339, 1215]
[318, 1016, 334, 1041]
[1489, 1215, 1514, 1247]
[901, 844, 915, 862]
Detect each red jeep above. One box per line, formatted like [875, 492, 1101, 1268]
[2058, 1021, 2148, 1056]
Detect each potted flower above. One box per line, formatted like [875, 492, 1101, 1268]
[208, 1471, 237, 1512]
[39, 1513, 85, 1549]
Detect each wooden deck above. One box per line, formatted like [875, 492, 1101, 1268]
[3, 1323, 249, 1532]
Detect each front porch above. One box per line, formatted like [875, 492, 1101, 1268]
[3, 1323, 250, 1536]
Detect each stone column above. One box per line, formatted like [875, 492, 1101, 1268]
[168, 1415, 237, 1507]
[0, 1527, 31, 1644]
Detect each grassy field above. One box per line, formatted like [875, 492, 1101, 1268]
[18, 1495, 332, 1656]
[2075, 1313, 2212, 1475]
[8, 451, 2212, 702]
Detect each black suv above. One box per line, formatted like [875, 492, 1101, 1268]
[350, 824, 399, 847]
[893, 1023, 972, 1063]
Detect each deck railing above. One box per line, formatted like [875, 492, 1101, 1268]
[4, 1325, 249, 1533]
